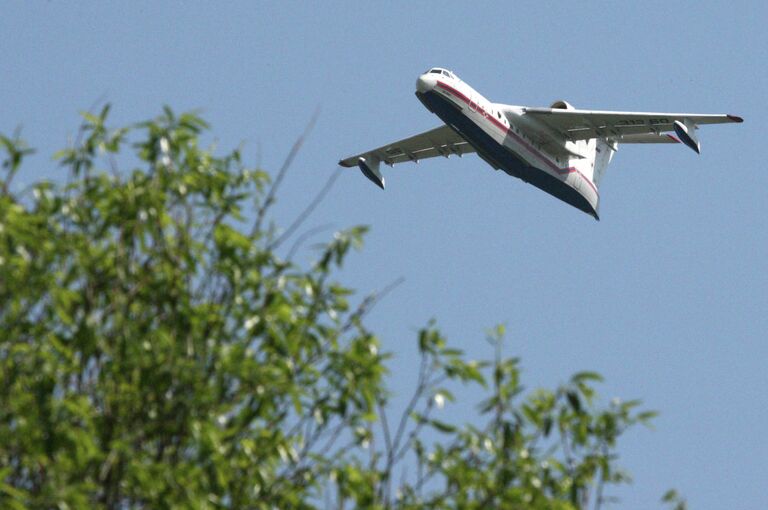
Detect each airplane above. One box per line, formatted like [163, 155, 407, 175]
[339, 67, 743, 220]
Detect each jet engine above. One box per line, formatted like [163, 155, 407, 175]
[550, 100, 575, 110]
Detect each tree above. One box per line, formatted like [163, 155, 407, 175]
[0, 107, 671, 509]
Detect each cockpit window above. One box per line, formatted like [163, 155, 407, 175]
[427, 68, 455, 79]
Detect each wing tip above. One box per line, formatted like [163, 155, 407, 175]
[338, 159, 355, 168]
[727, 114, 744, 123]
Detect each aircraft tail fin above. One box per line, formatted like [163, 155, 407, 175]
[592, 138, 616, 187]
[591, 131, 688, 186]
[566, 138, 615, 188]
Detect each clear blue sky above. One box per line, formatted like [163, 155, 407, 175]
[3, 2, 766, 507]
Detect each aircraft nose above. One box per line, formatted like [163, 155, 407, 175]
[416, 73, 437, 93]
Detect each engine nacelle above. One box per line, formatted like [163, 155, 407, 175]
[550, 100, 575, 110]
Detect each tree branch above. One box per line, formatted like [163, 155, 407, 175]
[252, 108, 320, 237]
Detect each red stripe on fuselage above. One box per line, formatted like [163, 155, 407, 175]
[435, 80, 597, 195]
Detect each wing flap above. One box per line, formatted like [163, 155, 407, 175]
[616, 133, 681, 144]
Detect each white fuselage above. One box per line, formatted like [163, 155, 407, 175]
[415, 71, 600, 216]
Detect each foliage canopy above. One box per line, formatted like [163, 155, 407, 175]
[0, 107, 675, 509]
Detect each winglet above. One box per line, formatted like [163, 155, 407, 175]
[727, 114, 744, 123]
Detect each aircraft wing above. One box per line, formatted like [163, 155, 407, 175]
[339, 124, 474, 168]
[339, 125, 474, 188]
[523, 107, 743, 153]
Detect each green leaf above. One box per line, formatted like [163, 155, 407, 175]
[543, 416, 553, 437]
[429, 419, 457, 434]
[566, 391, 582, 414]
[571, 371, 603, 383]
[662, 489, 679, 502]
[637, 410, 659, 424]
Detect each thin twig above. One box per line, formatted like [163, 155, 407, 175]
[341, 277, 405, 333]
[593, 441, 609, 510]
[376, 353, 430, 504]
[391, 354, 429, 457]
[378, 401, 393, 462]
[286, 223, 335, 262]
[392, 398, 435, 464]
[252, 108, 320, 237]
[272, 166, 342, 250]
